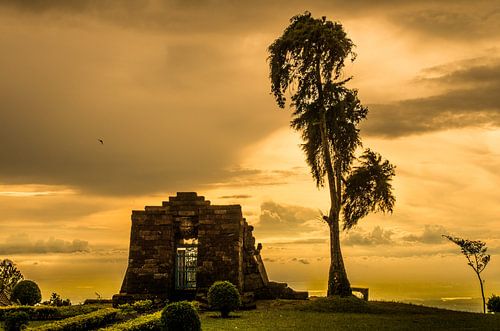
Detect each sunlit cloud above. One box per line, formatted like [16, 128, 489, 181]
[343, 226, 395, 246]
[0, 184, 76, 197]
[0, 234, 90, 255]
[218, 194, 252, 199]
[364, 57, 500, 137]
[402, 225, 449, 244]
[291, 258, 310, 265]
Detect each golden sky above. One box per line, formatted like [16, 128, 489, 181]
[0, 0, 499, 311]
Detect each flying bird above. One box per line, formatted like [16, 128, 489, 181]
[98, 138, 104, 145]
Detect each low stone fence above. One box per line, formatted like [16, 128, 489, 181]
[351, 287, 369, 301]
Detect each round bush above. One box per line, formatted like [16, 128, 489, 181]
[11, 280, 42, 306]
[207, 281, 241, 318]
[132, 299, 153, 313]
[161, 301, 200, 331]
[4, 311, 30, 331]
[487, 294, 500, 313]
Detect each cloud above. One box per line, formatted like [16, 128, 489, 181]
[363, 58, 500, 137]
[402, 225, 448, 244]
[0, 6, 286, 196]
[209, 168, 306, 189]
[0, 0, 286, 34]
[343, 226, 394, 246]
[291, 257, 310, 265]
[257, 201, 321, 236]
[1, 1, 492, 28]
[392, 5, 500, 40]
[487, 244, 500, 255]
[266, 238, 327, 245]
[0, 194, 112, 223]
[0, 234, 91, 254]
[218, 194, 252, 199]
[3, 0, 498, 41]
[342, 225, 448, 247]
[0, 1, 498, 195]
[0, 185, 76, 197]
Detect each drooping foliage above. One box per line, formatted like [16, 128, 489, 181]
[269, 13, 363, 189]
[343, 149, 396, 229]
[291, 86, 368, 187]
[268, 12, 395, 228]
[268, 12, 396, 296]
[269, 12, 355, 109]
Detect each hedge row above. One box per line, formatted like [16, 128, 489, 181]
[98, 311, 162, 331]
[26, 308, 119, 331]
[0, 306, 58, 321]
[0, 305, 100, 321]
[83, 299, 114, 305]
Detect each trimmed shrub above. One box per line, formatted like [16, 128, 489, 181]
[33, 306, 60, 320]
[161, 301, 200, 331]
[56, 305, 101, 319]
[132, 300, 153, 313]
[26, 308, 119, 331]
[0, 305, 100, 321]
[83, 299, 113, 305]
[207, 281, 241, 317]
[117, 303, 134, 314]
[1, 306, 57, 321]
[4, 311, 30, 331]
[11, 280, 42, 306]
[98, 311, 161, 331]
[117, 300, 152, 314]
[0, 307, 34, 321]
[487, 294, 500, 313]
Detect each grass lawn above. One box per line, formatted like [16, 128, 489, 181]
[1, 299, 499, 330]
[199, 299, 500, 331]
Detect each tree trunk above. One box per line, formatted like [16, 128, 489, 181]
[327, 210, 351, 296]
[476, 272, 486, 313]
[315, 57, 351, 297]
[319, 106, 351, 297]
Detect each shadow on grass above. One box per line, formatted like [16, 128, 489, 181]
[207, 315, 242, 319]
[282, 296, 472, 315]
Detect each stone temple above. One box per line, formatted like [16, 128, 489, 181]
[113, 192, 306, 306]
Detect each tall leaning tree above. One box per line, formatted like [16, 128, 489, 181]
[268, 12, 396, 296]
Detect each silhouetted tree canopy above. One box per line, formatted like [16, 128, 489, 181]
[343, 149, 396, 229]
[0, 259, 24, 294]
[444, 235, 490, 313]
[268, 11, 396, 296]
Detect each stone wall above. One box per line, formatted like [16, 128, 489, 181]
[197, 204, 244, 292]
[118, 206, 175, 300]
[242, 221, 269, 292]
[113, 192, 303, 306]
[114, 192, 252, 304]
